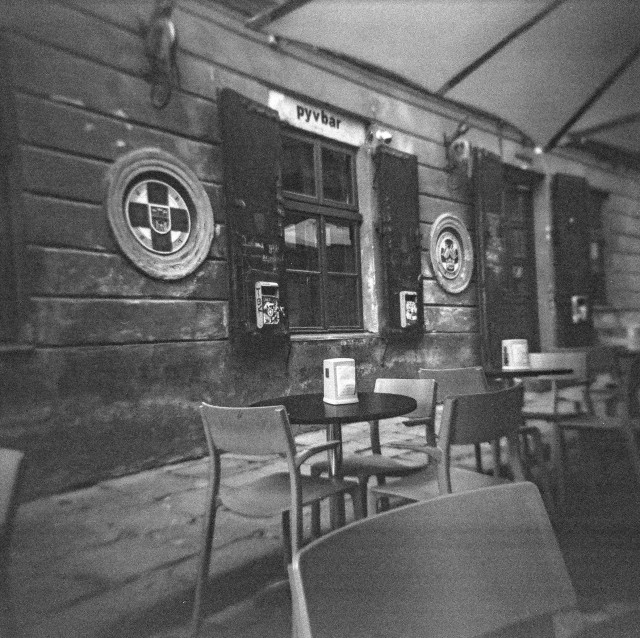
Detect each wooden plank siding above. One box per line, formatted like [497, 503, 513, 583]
[32, 299, 228, 345]
[604, 196, 640, 309]
[27, 247, 228, 299]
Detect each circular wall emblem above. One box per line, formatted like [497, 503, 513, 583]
[125, 179, 191, 254]
[429, 213, 474, 294]
[105, 148, 214, 280]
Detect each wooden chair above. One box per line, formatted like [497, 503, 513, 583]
[1, 448, 25, 638]
[369, 384, 527, 514]
[417, 366, 552, 507]
[290, 482, 577, 638]
[524, 350, 640, 507]
[191, 404, 362, 637]
[418, 367, 489, 471]
[309, 378, 436, 516]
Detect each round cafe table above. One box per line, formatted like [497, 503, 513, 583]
[252, 391, 417, 524]
[252, 391, 417, 476]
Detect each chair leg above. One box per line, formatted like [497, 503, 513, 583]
[520, 427, 555, 517]
[356, 476, 369, 518]
[281, 510, 293, 566]
[620, 422, 640, 489]
[474, 443, 483, 472]
[549, 423, 566, 510]
[191, 500, 219, 638]
[374, 475, 391, 513]
[310, 501, 321, 539]
[309, 466, 322, 537]
[350, 486, 365, 521]
[367, 488, 379, 517]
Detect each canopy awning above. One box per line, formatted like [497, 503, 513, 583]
[246, 0, 640, 160]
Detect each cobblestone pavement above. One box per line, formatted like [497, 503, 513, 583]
[8, 392, 640, 638]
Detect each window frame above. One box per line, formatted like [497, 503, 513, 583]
[281, 129, 363, 333]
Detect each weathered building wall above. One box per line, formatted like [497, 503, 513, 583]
[1, 0, 639, 498]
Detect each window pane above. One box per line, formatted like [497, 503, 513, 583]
[325, 221, 356, 272]
[285, 213, 319, 270]
[282, 136, 316, 197]
[325, 275, 360, 328]
[321, 147, 353, 204]
[287, 272, 321, 328]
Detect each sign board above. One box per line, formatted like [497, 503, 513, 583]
[268, 91, 366, 146]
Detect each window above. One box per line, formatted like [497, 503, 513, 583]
[281, 131, 362, 331]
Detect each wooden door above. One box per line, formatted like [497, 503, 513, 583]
[475, 151, 541, 369]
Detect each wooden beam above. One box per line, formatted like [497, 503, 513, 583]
[436, 0, 565, 96]
[570, 112, 640, 138]
[245, 0, 314, 31]
[545, 44, 640, 152]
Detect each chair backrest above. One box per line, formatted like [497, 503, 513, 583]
[0, 448, 24, 556]
[440, 383, 524, 447]
[418, 366, 488, 404]
[199, 403, 296, 457]
[373, 378, 436, 422]
[290, 482, 577, 638]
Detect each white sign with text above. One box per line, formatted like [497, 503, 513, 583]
[268, 91, 366, 146]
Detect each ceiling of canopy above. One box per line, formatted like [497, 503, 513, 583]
[237, 0, 640, 166]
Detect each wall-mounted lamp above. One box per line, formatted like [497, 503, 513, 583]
[367, 128, 393, 144]
[443, 118, 470, 150]
[444, 119, 473, 184]
[143, 0, 178, 109]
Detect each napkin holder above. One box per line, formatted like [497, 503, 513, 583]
[323, 358, 359, 405]
[502, 339, 530, 370]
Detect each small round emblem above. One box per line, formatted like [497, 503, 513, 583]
[429, 213, 474, 293]
[125, 179, 191, 254]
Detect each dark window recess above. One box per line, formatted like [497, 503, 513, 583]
[551, 173, 595, 347]
[588, 187, 608, 306]
[475, 150, 541, 369]
[374, 146, 423, 338]
[220, 89, 289, 349]
[282, 131, 362, 332]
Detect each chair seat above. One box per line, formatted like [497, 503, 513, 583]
[522, 409, 588, 422]
[220, 472, 357, 518]
[370, 465, 510, 503]
[310, 453, 427, 480]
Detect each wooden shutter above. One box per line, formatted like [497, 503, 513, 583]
[551, 173, 594, 347]
[475, 150, 540, 369]
[374, 146, 423, 337]
[220, 89, 288, 348]
[0, 34, 20, 343]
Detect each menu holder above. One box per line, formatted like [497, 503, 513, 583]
[323, 358, 359, 405]
[501, 339, 530, 370]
